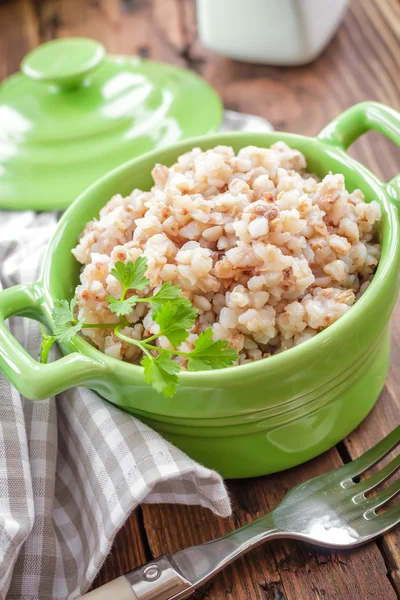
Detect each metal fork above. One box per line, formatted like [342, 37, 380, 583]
[83, 426, 400, 600]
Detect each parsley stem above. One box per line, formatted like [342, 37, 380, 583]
[141, 346, 153, 359]
[134, 297, 152, 304]
[141, 343, 189, 358]
[113, 328, 188, 360]
[143, 334, 158, 343]
[114, 325, 153, 359]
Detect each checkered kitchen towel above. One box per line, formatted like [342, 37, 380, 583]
[0, 111, 273, 600]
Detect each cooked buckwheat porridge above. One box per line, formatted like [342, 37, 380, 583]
[72, 143, 381, 366]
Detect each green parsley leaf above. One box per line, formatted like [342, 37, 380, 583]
[38, 324, 56, 364]
[187, 328, 238, 371]
[111, 257, 149, 293]
[149, 281, 181, 303]
[142, 353, 180, 398]
[107, 295, 139, 316]
[52, 298, 84, 343]
[52, 299, 72, 326]
[148, 282, 190, 316]
[154, 301, 197, 347]
[54, 320, 85, 344]
[70, 295, 77, 316]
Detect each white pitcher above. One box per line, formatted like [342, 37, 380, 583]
[196, 0, 349, 66]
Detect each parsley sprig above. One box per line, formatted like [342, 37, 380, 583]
[39, 257, 238, 397]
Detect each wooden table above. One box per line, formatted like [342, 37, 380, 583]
[1, 0, 399, 597]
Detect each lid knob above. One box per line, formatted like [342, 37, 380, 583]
[21, 37, 105, 90]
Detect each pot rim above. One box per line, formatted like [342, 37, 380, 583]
[41, 129, 399, 384]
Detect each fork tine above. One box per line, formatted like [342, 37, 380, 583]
[340, 425, 400, 482]
[373, 502, 400, 532]
[353, 454, 400, 495]
[362, 478, 400, 513]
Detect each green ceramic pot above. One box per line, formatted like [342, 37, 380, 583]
[0, 101, 399, 478]
[0, 38, 223, 210]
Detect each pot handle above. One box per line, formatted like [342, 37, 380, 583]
[317, 101, 400, 201]
[0, 283, 106, 400]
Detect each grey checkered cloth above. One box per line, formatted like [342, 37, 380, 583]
[0, 112, 273, 600]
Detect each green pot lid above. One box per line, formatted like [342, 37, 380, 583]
[0, 37, 223, 211]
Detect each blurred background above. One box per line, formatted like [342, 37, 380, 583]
[0, 0, 399, 186]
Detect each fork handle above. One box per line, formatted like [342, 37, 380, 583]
[81, 513, 280, 600]
[82, 576, 138, 599]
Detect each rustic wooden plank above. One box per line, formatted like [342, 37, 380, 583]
[29, 0, 188, 64]
[334, 6, 400, 592]
[341, 390, 400, 596]
[92, 508, 150, 587]
[143, 448, 397, 600]
[340, 244, 400, 596]
[32, 0, 151, 53]
[341, 309, 400, 598]
[0, 0, 39, 78]
[150, 0, 186, 63]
